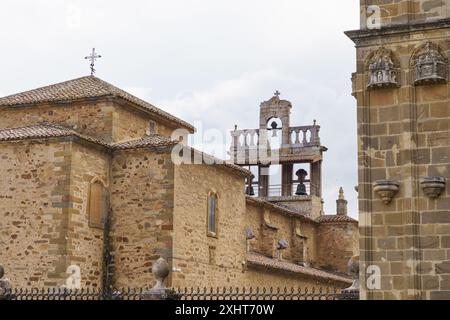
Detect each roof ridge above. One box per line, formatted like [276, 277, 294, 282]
[0, 76, 194, 132]
[0, 75, 94, 100]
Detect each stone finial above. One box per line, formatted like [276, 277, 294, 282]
[338, 187, 345, 200]
[0, 265, 12, 300]
[152, 257, 170, 290]
[337, 187, 348, 216]
[141, 257, 179, 300]
[340, 256, 360, 300]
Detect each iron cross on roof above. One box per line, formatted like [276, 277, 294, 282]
[84, 48, 102, 76]
[274, 90, 281, 98]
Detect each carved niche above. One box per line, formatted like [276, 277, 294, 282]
[412, 42, 448, 85]
[367, 47, 399, 89]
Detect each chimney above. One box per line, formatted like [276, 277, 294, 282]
[336, 187, 348, 216]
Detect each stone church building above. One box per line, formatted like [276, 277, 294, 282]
[0, 75, 358, 290]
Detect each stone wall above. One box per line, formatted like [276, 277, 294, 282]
[0, 138, 113, 288]
[110, 147, 175, 288]
[244, 201, 318, 265]
[0, 101, 115, 142]
[68, 142, 111, 288]
[172, 163, 247, 288]
[349, 14, 450, 299]
[171, 163, 349, 290]
[360, 0, 450, 29]
[111, 102, 180, 143]
[0, 139, 71, 287]
[0, 100, 180, 144]
[316, 222, 359, 274]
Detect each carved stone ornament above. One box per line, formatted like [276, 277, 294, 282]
[374, 180, 400, 204]
[421, 177, 446, 199]
[0, 265, 12, 300]
[367, 48, 399, 89]
[141, 257, 179, 300]
[413, 42, 448, 86]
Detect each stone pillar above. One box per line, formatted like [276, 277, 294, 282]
[258, 166, 270, 197]
[310, 161, 322, 197]
[281, 164, 293, 196]
[336, 187, 348, 216]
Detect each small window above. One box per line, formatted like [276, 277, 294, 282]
[148, 121, 156, 134]
[207, 193, 218, 236]
[88, 180, 107, 229]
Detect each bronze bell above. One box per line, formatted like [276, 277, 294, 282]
[271, 121, 278, 137]
[246, 174, 255, 196]
[295, 169, 308, 196]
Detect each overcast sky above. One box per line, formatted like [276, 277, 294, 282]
[0, 0, 360, 218]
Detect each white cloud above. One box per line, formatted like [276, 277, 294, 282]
[0, 0, 360, 219]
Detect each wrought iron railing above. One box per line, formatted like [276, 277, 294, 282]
[2, 287, 342, 301]
[247, 183, 314, 197]
[175, 287, 340, 300]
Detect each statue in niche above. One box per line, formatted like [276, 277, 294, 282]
[413, 42, 448, 85]
[367, 47, 399, 89]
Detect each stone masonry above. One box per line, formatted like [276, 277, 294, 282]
[347, 0, 450, 300]
[0, 76, 358, 292]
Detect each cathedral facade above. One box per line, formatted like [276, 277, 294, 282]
[0, 76, 357, 290]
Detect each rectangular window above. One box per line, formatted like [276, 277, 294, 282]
[207, 194, 217, 236]
[89, 181, 106, 229]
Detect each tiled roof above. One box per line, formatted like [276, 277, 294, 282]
[0, 124, 251, 177]
[0, 124, 108, 147]
[185, 147, 252, 178]
[246, 252, 352, 284]
[317, 215, 358, 224]
[112, 134, 177, 150]
[246, 196, 314, 222]
[0, 76, 194, 132]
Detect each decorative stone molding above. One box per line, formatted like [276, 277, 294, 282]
[373, 180, 400, 204]
[367, 47, 399, 89]
[421, 177, 446, 199]
[412, 42, 448, 86]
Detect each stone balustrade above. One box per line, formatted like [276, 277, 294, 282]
[230, 125, 320, 150]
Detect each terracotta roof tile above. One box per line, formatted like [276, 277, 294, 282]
[317, 215, 358, 224]
[112, 134, 177, 150]
[0, 76, 194, 132]
[0, 124, 108, 147]
[246, 252, 352, 284]
[246, 196, 314, 222]
[0, 125, 250, 178]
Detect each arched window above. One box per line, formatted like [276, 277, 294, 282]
[207, 192, 218, 237]
[88, 179, 107, 229]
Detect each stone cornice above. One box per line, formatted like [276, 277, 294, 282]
[345, 18, 450, 45]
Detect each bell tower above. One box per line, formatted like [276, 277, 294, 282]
[230, 92, 327, 219]
[347, 0, 450, 300]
